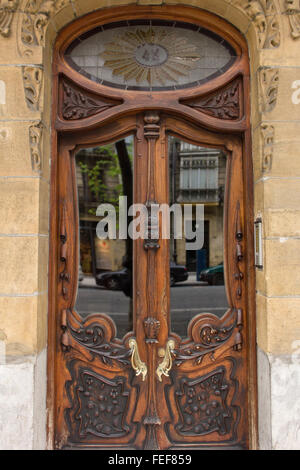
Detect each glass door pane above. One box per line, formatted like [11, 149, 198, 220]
[168, 135, 229, 338]
[75, 136, 134, 338]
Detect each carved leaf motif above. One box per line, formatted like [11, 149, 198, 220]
[285, 0, 300, 39]
[258, 67, 279, 113]
[22, 66, 43, 111]
[19, 0, 68, 55]
[29, 121, 43, 173]
[62, 82, 116, 120]
[0, 0, 18, 37]
[185, 81, 240, 120]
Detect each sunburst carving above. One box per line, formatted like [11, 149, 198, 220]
[100, 27, 201, 86]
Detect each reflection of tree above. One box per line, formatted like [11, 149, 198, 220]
[78, 139, 133, 332]
[78, 144, 123, 216]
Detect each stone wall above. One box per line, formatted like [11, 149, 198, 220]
[0, 0, 299, 449]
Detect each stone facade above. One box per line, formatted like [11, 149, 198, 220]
[0, 0, 299, 450]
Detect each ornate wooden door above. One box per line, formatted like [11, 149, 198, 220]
[48, 6, 257, 450]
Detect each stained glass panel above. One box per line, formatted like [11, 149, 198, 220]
[66, 20, 237, 91]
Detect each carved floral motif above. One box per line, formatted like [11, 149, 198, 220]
[67, 369, 130, 438]
[184, 80, 240, 120]
[175, 368, 232, 436]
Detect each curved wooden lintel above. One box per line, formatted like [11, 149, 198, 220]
[55, 101, 247, 134]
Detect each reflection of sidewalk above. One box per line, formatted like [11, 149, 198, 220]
[79, 273, 206, 289]
[178, 273, 206, 287]
[79, 276, 98, 288]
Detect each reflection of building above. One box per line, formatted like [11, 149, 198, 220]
[169, 138, 226, 271]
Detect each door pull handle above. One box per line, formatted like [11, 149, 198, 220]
[129, 338, 147, 381]
[156, 339, 175, 382]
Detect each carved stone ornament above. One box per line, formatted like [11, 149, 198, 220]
[233, 0, 281, 48]
[258, 67, 279, 113]
[17, 0, 67, 56]
[62, 81, 118, 120]
[261, 123, 274, 172]
[183, 79, 241, 120]
[22, 66, 43, 111]
[285, 0, 300, 39]
[29, 121, 43, 173]
[0, 0, 18, 37]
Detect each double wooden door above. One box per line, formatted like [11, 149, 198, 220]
[48, 6, 257, 450]
[50, 111, 253, 450]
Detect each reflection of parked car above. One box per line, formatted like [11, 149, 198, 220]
[96, 263, 188, 290]
[199, 263, 224, 285]
[170, 262, 189, 286]
[96, 268, 128, 290]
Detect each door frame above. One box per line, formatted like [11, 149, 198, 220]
[47, 4, 258, 449]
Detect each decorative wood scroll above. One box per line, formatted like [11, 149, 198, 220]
[172, 311, 238, 367]
[59, 202, 69, 301]
[61, 80, 121, 120]
[182, 79, 242, 120]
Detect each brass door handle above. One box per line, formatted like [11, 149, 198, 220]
[129, 338, 147, 381]
[156, 339, 175, 382]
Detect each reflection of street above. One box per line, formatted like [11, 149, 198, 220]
[75, 276, 228, 338]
